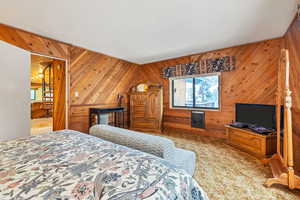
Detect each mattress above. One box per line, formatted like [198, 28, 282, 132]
[0, 130, 208, 200]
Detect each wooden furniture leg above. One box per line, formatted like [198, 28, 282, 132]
[264, 49, 300, 190]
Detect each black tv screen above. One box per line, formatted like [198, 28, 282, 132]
[235, 103, 283, 130]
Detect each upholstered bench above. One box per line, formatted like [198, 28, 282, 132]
[90, 125, 196, 176]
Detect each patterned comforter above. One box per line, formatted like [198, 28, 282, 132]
[0, 130, 208, 200]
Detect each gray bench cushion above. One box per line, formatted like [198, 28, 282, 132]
[90, 125, 175, 161]
[89, 125, 196, 175]
[172, 148, 196, 176]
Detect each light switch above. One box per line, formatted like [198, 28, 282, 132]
[74, 91, 79, 97]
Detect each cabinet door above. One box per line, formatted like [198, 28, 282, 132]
[146, 91, 160, 120]
[130, 90, 162, 131]
[130, 94, 147, 127]
[53, 60, 66, 131]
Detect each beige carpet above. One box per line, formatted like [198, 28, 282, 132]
[157, 132, 300, 200]
[31, 118, 53, 135]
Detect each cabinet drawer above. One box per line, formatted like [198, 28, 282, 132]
[132, 106, 146, 118]
[70, 107, 89, 116]
[132, 120, 158, 129]
[228, 129, 264, 154]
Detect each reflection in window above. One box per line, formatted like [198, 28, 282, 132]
[31, 89, 36, 100]
[173, 78, 193, 107]
[171, 74, 220, 109]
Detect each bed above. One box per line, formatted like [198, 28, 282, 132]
[0, 130, 208, 200]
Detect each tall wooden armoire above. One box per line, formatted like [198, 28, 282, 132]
[129, 83, 163, 133]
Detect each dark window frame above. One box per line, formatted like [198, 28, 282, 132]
[171, 74, 220, 110]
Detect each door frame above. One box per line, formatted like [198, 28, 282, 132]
[31, 52, 69, 129]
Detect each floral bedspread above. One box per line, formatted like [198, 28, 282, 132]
[0, 130, 208, 200]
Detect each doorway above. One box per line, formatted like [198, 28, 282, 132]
[30, 54, 66, 135]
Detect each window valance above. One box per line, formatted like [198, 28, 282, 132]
[161, 56, 236, 78]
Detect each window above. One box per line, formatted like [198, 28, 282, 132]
[171, 74, 220, 110]
[31, 89, 36, 100]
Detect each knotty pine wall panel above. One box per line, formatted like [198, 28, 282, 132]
[0, 24, 69, 59]
[139, 39, 283, 138]
[284, 18, 300, 174]
[0, 23, 140, 133]
[69, 47, 141, 133]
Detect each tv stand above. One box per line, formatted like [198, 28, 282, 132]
[225, 125, 277, 158]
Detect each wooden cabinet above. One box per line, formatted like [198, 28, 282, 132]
[31, 102, 49, 119]
[225, 125, 277, 158]
[129, 84, 163, 133]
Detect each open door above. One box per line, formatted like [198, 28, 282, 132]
[0, 41, 30, 141]
[53, 60, 66, 130]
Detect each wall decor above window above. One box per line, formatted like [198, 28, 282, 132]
[161, 56, 236, 78]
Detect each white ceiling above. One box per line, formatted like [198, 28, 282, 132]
[0, 0, 297, 64]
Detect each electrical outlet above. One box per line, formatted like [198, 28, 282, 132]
[74, 91, 79, 97]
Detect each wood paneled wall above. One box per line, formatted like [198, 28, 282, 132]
[69, 47, 140, 132]
[284, 17, 300, 174]
[0, 23, 140, 133]
[139, 39, 283, 138]
[0, 24, 69, 59]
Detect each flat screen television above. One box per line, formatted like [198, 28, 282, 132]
[235, 103, 284, 130]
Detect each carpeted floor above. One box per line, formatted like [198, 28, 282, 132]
[156, 132, 300, 200]
[31, 118, 53, 135]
